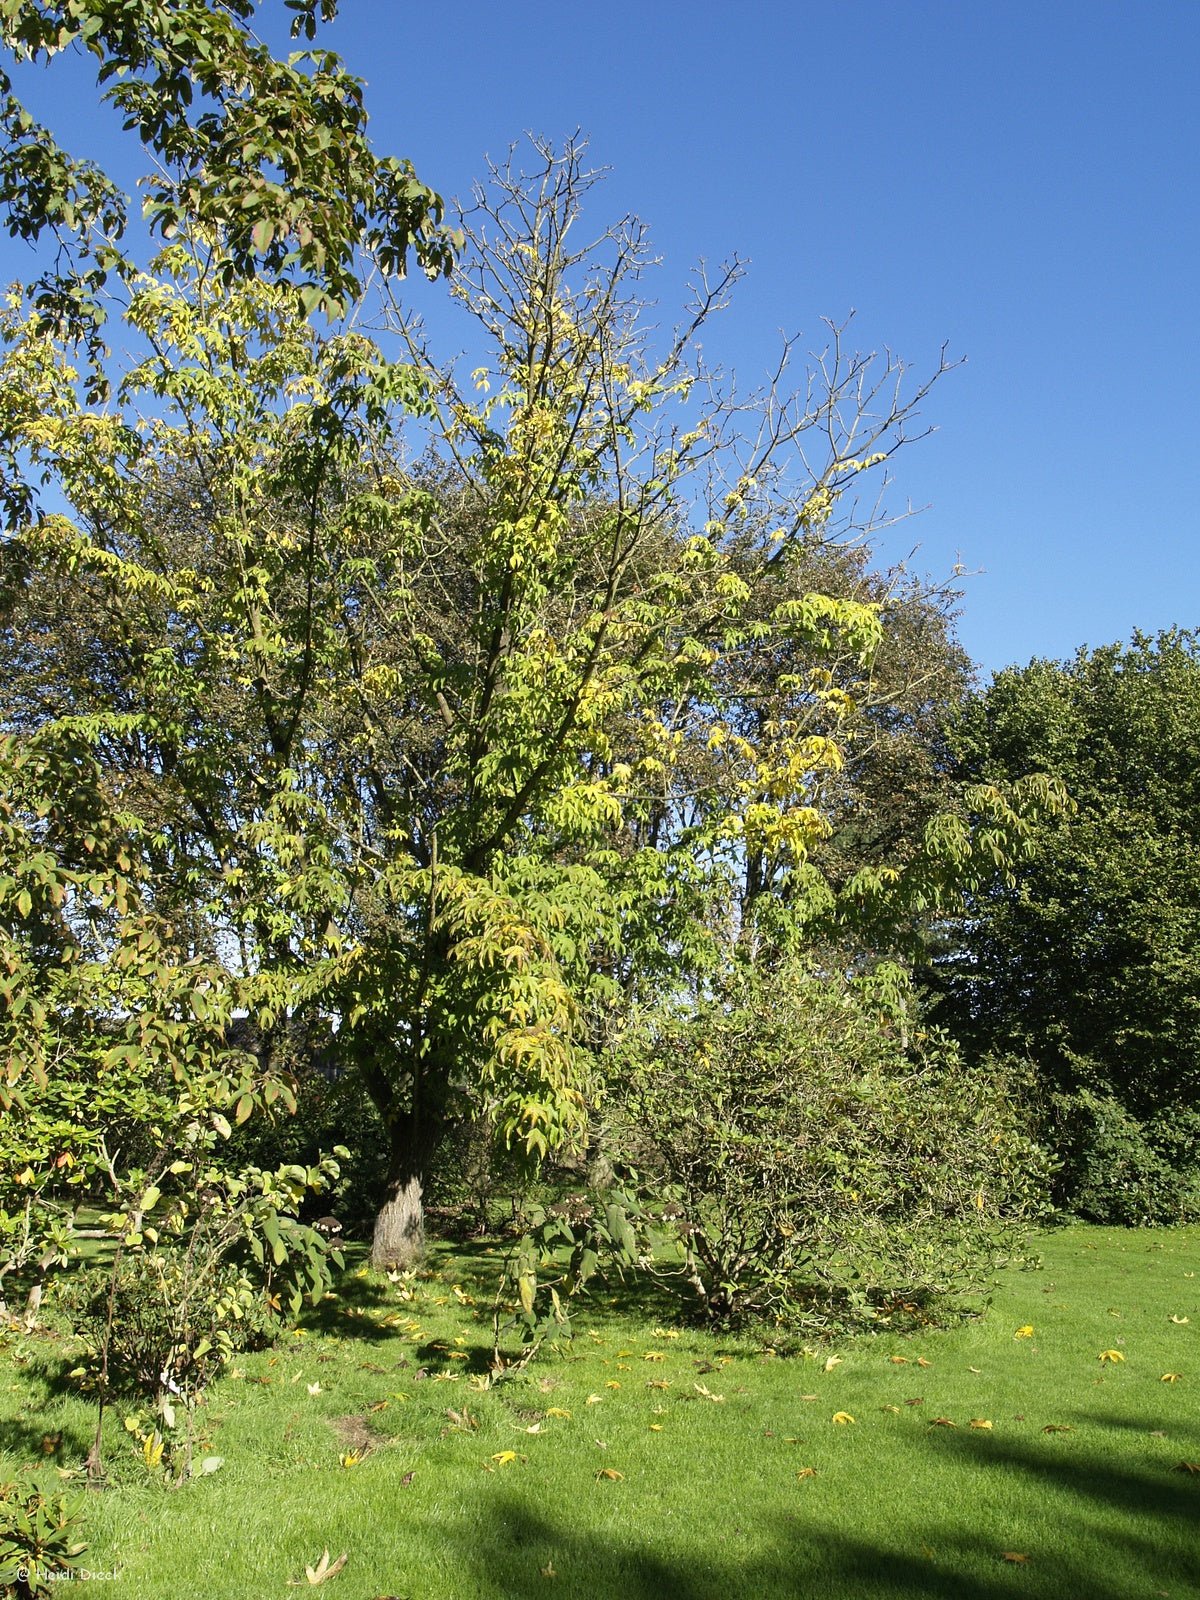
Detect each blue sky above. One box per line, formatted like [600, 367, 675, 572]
[5, 0, 1198, 676]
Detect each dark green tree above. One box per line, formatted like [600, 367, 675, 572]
[935, 629, 1200, 1121]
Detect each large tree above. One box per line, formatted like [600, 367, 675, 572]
[934, 629, 1200, 1118]
[1, 141, 1057, 1269]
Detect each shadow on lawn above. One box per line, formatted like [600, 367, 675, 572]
[441, 1423, 1200, 1600]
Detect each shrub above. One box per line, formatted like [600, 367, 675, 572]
[0, 1477, 87, 1598]
[1051, 1089, 1200, 1225]
[613, 964, 1052, 1329]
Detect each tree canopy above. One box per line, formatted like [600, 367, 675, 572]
[934, 629, 1200, 1120]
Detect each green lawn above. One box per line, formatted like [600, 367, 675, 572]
[3, 1224, 1198, 1599]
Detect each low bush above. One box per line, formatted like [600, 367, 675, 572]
[610, 963, 1052, 1329]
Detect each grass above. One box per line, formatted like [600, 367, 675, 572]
[2, 1223, 1199, 1599]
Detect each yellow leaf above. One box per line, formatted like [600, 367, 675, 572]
[585, 1394, 603, 1406]
[643, 1352, 665, 1363]
[338, 1451, 361, 1469]
[823, 1355, 842, 1373]
[928, 1418, 957, 1427]
[694, 1383, 725, 1403]
[546, 1407, 572, 1419]
[795, 1467, 818, 1480]
[540, 1561, 557, 1579]
[1000, 1551, 1030, 1564]
[491, 1451, 518, 1466]
[888, 1355, 909, 1365]
[1161, 1373, 1183, 1383]
[1098, 1350, 1125, 1364]
[649, 1424, 663, 1432]
[969, 1419, 993, 1430]
[1014, 1325, 1034, 1339]
[880, 1405, 901, 1415]
[1170, 1315, 1190, 1325]
[831, 1412, 855, 1425]
[916, 1357, 932, 1369]
[302, 1549, 348, 1587]
[605, 1381, 621, 1390]
[595, 1467, 624, 1481]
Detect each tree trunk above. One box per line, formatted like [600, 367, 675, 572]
[371, 1167, 426, 1271]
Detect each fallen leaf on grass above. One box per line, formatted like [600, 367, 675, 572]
[585, 1395, 604, 1406]
[967, 1366, 982, 1374]
[649, 1424, 663, 1432]
[1174, 1461, 1200, 1474]
[928, 1418, 957, 1428]
[888, 1355, 909, 1365]
[824, 1355, 842, 1373]
[969, 1419, 993, 1430]
[367, 1400, 389, 1414]
[795, 1467, 817, 1480]
[1098, 1350, 1125, 1364]
[1161, 1373, 1183, 1383]
[339, 1452, 362, 1469]
[605, 1381, 621, 1390]
[307, 1383, 322, 1397]
[646, 1380, 671, 1390]
[295, 1550, 348, 1587]
[1014, 1326, 1034, 1339]
[643, 1352, 665, 1363]
[1000, 1551, 1029, 1564]
[801, 1394, 819, 1402]
[540, 1562, 557, 1579]
[1170, 1315, 1190, 1324]
[490, 1451, 520, 1467]
[880, 1405, 901, 1415]
[1042, 1424, 1074, 1434]
[905, 1398, 925, 1407]
[831, 1412, 855, 1425]
[545, 1407, 572, 1419]
[694, 1383, 725, 1403]
[595, 1468, 624, 1481]
[916, 1357, 932, 1369]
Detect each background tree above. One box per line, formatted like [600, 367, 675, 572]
[933, 630, 1200, 1218]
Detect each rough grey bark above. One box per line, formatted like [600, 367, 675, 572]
[370, 1170, 425, 1271]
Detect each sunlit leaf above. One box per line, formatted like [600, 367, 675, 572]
[1000, 1551, 1029, 1564]
[969, 1419, 993, 1430]
[595, 1467, 624, 1481]
[795, 1467, 818, 1479]
[831, 1412, 855, 1425]
[299, 1549, 348, 1587]
[1098, 1350, 1125, 1364]
[1014, 1325, 1034, 1339]
[1161, 1373, 1183, 1383]
[929, 1417, 957, 1427]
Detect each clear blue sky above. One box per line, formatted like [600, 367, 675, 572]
[6, 0, 1198, 676]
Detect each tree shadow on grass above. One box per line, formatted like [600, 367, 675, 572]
[428, 1415, 1200, 1600]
